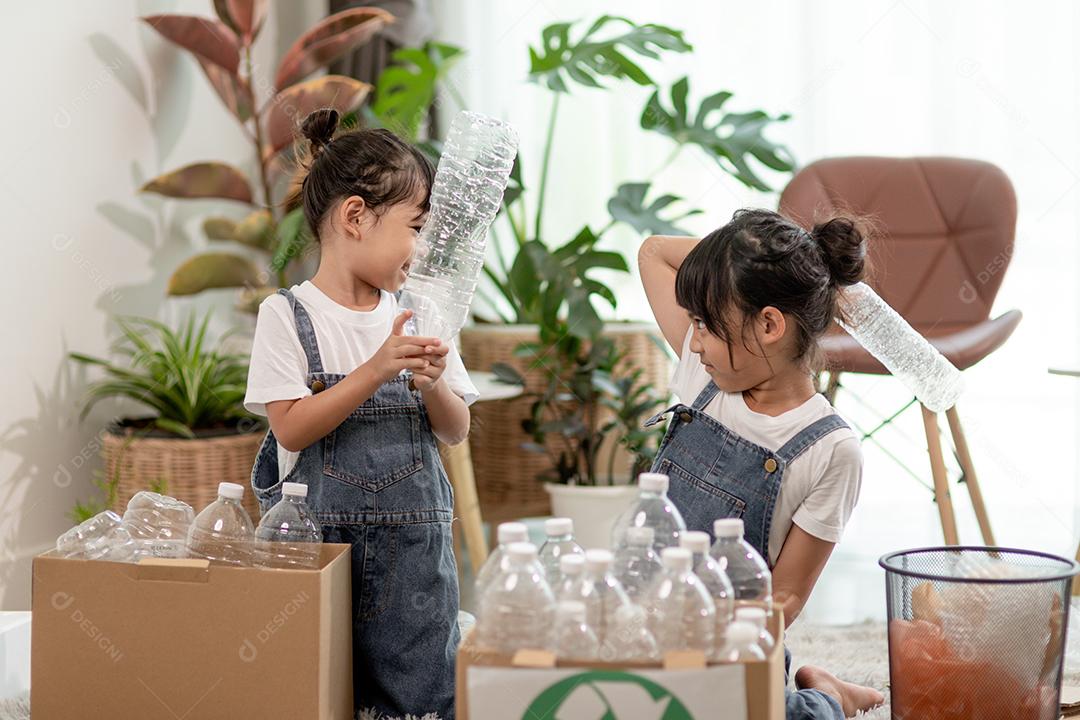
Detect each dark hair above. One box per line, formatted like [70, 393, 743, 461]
[675, 208, 868, 368]
[286, 108, 435, 240]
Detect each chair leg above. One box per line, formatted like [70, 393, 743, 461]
[945, 405, 996, 546]
[439, 439, 490, 577]
[922, 404, 960, 545]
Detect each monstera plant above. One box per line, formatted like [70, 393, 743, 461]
[139, 2, 394, 310]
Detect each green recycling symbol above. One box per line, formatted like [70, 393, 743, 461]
[522, 669, 694, 719]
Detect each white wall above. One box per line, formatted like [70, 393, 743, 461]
[0, 1, 325, 610]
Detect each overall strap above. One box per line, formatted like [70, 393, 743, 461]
[774, 413, 850, 465]
[276, 288, 325, 375]
[690, 380, 721, 411]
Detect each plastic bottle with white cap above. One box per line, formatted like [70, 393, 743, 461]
[554, 553, 586, 600]
[710, 518, 773, 613]
[612, 525, 663, 601]
[643, 547, 716, 654]
[551, 600, 600, 661]
[537, 517, 584, 588]
[603, 602, 661, 663]
[718, 620, 766, 662]
[735, 606, 775, 654]
[610, 472, 686, 551]
[187, 482, 255, 566]
[474, 542, 554, 654]
[475, 521, 530, 592]
[681, 530, 735, 657]
[254, 482, 323, 569]
[561, 549, 631, 651]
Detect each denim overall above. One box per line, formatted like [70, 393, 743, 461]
[645, 380, 848, 720]
[251, 289, 459, 720]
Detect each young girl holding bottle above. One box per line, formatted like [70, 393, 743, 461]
[639, 209, 884, 718]
[244, 109, 478, 719]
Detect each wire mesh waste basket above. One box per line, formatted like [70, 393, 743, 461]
[880, 546, 1079, 719]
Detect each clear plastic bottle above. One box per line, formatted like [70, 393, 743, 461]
[643, 547, 716, 654]
[681, 530, 735, 658]
[398, 111, 519, 341]
[735, 606, 775, 655]
[555, 553, 586, 600]
[186, 482, 255, 566]
[121, 491, 194, 559]
[603, 603, 661, 663]
[718, 620, 766, 662]
[562, 549, 631, 648]
[836, 281, 963, 412]
[711, 518, 773, 613]
[56, 510, 137, 562]
[254, 482, 323, 569]
[551, 600, 600, 661]
[538, 517, 584, 588]
[611, 472, 686, 551]
[475, 521, 529, 591]
[475, 542, 554, 654]
[612, 526, 663, 602]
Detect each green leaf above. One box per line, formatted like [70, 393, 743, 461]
[607, 181, 702, 236]
[491, 362, 525, 386]
[371, 42, 463, 141]
[640, 76, 794, 191]
[154, 417, 196, 438]
[270, 208, 311, 273]
[528, 15, 691, 94]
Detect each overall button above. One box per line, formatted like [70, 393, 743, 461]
[764, 458, 778, 473]
[310, 380, 326, 393]
[678, 411, 693, 423]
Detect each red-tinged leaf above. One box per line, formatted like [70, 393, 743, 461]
[214, 0, 268, 42]
[197, 56, 253, 122]
[274, 7, 393, 90]
[141, 14, 240, 74]
[167, 252, 264, 295]
[140, 162, 254, 203]
[264, 75, 372, 156]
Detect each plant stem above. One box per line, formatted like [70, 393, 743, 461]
[533, 92, 561, 243]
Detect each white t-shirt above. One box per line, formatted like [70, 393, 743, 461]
[244, 281, 479, 479]
[669, 328, 862, 565]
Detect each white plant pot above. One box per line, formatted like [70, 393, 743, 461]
[544, 482, 640, 550]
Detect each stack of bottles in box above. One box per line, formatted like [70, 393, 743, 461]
[473, 472, 776, 663]
[54, 481, 324, 569]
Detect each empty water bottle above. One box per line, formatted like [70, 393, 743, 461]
[122, 491, 194, 559]
[603, 603, 661, 663]
[555, 553, 586, 600]
[398, 111, 519, 341]
[681, 530, 735, 656]
[551, 600, 600, 661]
[718, 620, 766, 662]
[735, 606, 775, 654]
[562, 549, 631, 648]
[538, 517, 584, 588]
[475, 542, 554, 654]
[836, 282, 963, 412]
[643, 547, 716, 654]
[611, 473, 686, 551]
[187, 482, 255, 566]
[475, 521, 529, 590]
[613, 526, 663, 601]
[711, 519, 772, 613]
[56, 510, 137, 562]
[254, 482, 323, 569]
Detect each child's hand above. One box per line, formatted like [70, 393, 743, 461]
[409, 341, 450, 392]
[365, 311, 443, 384]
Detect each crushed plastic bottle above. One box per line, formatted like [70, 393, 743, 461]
[186, 482, 255, 566]
[538, 517, 584, 589]
[56, 510, 137, 562]
[254, 482, 323, 569]
[611, 472, 686, 551]
[121, 491, 194, 559]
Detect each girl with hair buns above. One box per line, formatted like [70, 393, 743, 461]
[639, 209, 884, 718]
[245, 109, 477, 718]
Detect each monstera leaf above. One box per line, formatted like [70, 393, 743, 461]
[607, 182, 702, 236]
[528, 15, 690, 93]
[642, 76, 794, 191]
[141, 162, 254, 204]
[370, 42, 463, 141]
[275, 7, 393, 89]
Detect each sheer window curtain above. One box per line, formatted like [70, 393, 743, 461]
[434, 0, 1080, 622]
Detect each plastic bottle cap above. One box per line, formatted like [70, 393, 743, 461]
[506, 542, 538, 562]
[584, 548, 613, 572]
[497, 522, 529, 545]
[661, 547, 692, 571]
[218, 482, 244, 500]
[560, 554, 585, 574]
[680, 530, 710, 555]
[625, 526, 655, 546]
[282, 482, 308, 498]
[545, 517, 573, 537]
[713, 518, 744, 539]
[727, 620, 758, 645]
[638, 473, 669, 493]
[556, 600, 586, 622]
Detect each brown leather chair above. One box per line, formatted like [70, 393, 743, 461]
[780, 156, 1021, 546]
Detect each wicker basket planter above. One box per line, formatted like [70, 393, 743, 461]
[104, 423, 265, 520]
[459, 322, 671, 524]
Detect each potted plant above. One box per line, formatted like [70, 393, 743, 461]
[70, 313, 262, 518]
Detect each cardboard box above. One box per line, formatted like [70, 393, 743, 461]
[456, 610, 785, 720]
[31, 543, 353, 720]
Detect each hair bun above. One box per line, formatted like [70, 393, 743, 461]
[811, 217, 866, 286]
[300, 108, 340, 158]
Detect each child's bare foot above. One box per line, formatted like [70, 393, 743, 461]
[794, 664, 885, 717]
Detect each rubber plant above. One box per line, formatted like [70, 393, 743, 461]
[139, 2, 394, 311]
